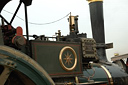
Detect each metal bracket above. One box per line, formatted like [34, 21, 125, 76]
[81, 38, 98, 60]
[0, 58, 16, 68]
[111, 53, 128, 61]
[0, 58, 16, 85]
[96, 43, 113, 49]
[0, 66, 12, 85]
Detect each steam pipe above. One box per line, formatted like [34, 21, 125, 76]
[24, 5, 29, 43]
[24, 4, 30, 55]
[87, 0, 107, 61]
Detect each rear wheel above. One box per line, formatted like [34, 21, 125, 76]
[0, 45, 55, 85]
[4, 68, 35, 85]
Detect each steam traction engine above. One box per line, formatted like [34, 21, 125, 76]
[0, 0, 128, 85]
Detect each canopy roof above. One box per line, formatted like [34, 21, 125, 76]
[0, 0, 32, 13]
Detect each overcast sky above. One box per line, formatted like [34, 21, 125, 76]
[1, 0, 128, 61]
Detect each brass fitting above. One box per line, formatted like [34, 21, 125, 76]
[87, 0, 103, 3]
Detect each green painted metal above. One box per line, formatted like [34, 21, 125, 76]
[0, 45, 55, 85]
[31, 41, 82, 77]
[79, 63, 109, 85]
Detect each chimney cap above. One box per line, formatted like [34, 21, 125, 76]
[87, 0, 103, 3]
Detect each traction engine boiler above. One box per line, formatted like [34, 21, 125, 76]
[0, 0, 128, 85]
